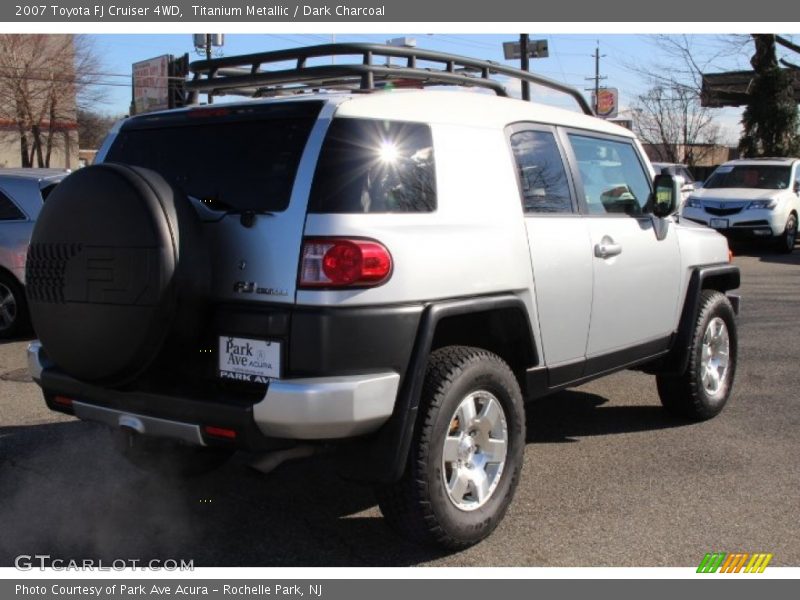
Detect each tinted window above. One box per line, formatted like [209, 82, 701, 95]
[510, 130, 572, 213]
[568, 134, 651, 215]
[106, 105, 320, 212]
[0, 192, 25, 220]
[705, 165, 791, 190]
[309, 119, 436, 213]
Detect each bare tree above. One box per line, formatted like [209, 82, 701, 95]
[626, 35, 752, 96]
[0, 34, 105, 167]
[632, 83, 721, 167]
[77, 109, 122, 150]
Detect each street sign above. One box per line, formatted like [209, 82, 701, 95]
[132, 55, 170, 114]
[503, 39, 548, 60]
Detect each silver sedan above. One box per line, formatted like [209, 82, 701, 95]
[0, 169, 68, 338]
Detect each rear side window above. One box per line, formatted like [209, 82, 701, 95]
[106, 103, 321, 213]
[309, 118, 436, 213]
[510, 129, 573, 213]
[0, 191, 25, 220]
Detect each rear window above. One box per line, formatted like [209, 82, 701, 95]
[309, 118, 436, 213]
[105, 102, 321, 213]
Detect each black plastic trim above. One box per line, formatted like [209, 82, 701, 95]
[289, 304, 423, 378]
[660, 263, 740, 375]
[524, 336, 672, 399]
[40, 369, 286, 451]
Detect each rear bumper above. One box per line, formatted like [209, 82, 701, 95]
[28, 341, 399, 446]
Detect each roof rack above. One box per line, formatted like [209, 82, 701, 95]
[187, 43, 594, 116]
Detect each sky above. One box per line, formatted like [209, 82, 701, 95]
[87, 33, 798, 145]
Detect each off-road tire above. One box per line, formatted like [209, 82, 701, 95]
[657, 290, 737, 420]
[375, 346, 525, 549]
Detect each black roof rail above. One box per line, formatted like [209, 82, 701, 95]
[187, 43, 594, 116]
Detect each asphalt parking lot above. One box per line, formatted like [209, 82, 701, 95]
[1, 248, 798, 568]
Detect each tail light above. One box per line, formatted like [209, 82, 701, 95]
[203, 425, 237, 440]
[299, 238, 392, 288]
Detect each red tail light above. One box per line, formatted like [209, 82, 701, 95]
[53, 395, 74, 407]
[299, 238, 392, 288]
[204, 425, 237, 440]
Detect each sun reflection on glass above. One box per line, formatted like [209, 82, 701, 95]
[378, 141, 399, 163]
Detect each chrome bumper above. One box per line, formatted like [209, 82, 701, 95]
[28, 341, 400, 442]
[253, 373, 400, 439]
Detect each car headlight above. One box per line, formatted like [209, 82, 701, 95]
[685, 197, 702, 209]
[747, 199, 778, 210]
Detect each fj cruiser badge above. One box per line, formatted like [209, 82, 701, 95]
[233, 281, 288, 297]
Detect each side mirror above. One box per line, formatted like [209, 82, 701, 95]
[652, 173, 679, 218]
[794, 180, 799, 193]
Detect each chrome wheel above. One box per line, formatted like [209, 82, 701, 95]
[442, 390, 508, 511]
[701, 317, 730, 397]
[0, 282, 18, 332]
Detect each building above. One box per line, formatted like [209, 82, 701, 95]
[642, 143, 737, 167]
[0, 34, 79, 170]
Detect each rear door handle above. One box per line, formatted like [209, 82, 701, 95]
[594, 239, 622, 259]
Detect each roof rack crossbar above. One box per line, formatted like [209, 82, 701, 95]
[187, 43, 593, 115]
[190, 64, 510, 98]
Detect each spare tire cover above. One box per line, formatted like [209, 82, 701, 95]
[26, 163, 198, 384]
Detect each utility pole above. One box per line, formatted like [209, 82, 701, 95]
[520, 34, 530, 101]
[205, 34, 213, 104]
[585, 41, 607, 113]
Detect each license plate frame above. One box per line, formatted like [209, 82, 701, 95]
[710, 218, 729, 229]
[218, 336, 281, 383]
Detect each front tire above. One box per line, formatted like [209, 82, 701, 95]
[376, 346, 525, 549]
[776, 213, 797, 253]
[657, 290, 737, 420]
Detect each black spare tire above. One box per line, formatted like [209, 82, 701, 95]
[26, 163, 207, 385]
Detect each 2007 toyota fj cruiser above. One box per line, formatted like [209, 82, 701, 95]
[25, 44, 740, 549]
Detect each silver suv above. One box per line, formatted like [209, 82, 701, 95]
[0, 168, 67, 338]
[25, 44, 740, 549]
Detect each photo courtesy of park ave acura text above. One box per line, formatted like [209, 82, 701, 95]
[0, 28, 798, 569]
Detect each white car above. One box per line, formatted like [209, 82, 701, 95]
[681, 158, 800, 253]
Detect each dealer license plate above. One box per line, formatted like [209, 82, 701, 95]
[218, 336, 280, 383]
[710, 218, 728, 229]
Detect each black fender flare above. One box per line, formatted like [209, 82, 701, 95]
[345, 294, 537, 484]
[660, 264, 740, 375]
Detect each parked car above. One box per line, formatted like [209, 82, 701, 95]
[25, 44, 740, 549]
[0, 169, 68, 338]
[651, 162, 700, 206]
[681, 158, 800, 252]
